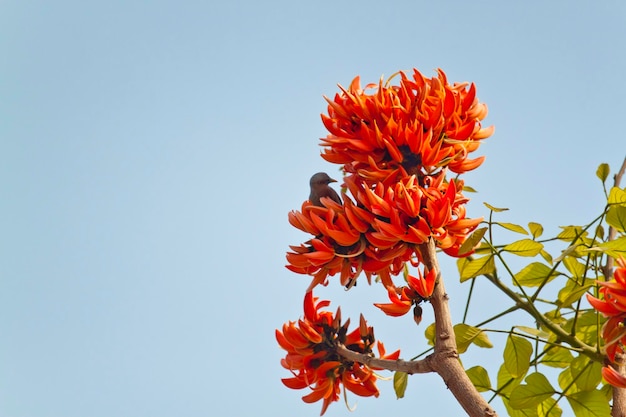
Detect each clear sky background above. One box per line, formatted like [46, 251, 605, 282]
[2, 1, 626, 416]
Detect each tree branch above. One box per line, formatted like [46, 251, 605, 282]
[418, 239, 498, 417]
[604, 155, 626, 279]
[607, 156, 626, 417]
[480, 271, 603, 362]
[612, 360, 626, 417]
[336, 239, 499, 416]
[335, 344, 434, 374]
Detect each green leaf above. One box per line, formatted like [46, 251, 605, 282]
[515, 262, 558, 287]
[558, 366, 574, 391]
[540, 249, 553, 264]
[473, 242, 494, 255]
[458, 227, 487, 256]
[454, 323, 492, 353]
[596, 163, 609, 183]
[566, 390, 610, 417]
[595, 224, 605, 240]
[496, 222, 528, 235]
[509, 372, 555, 409]
[562, 257, 586, 279]
[500, 397, 536, 417]
[497, 363, 524, 396]
[503, 239, 544, 257]
[463, 185, 478, 193]
[540, 346, 574, 369]
[554, 243, 583, 263]
[466, 366, 491, 392]
[557, 277, 594, 308]
[557, 226, 585, 241]
[484, 202, 509, 212]
[528, 222, 544, 239]
[588, 236, 626, 258]
[458, 255, 496, 282]
[576, 362, 603, 392]
[608, 186, 626, 205]
[538, 397, 563, 417]
[567, 355, 602, 392]
[515, 326, 550, 340]
[424, 323, 435, 346]
[606, 205, 626, 232]
[504, 335, 533, 378]
[472, 330, 494, 349]
[543, 309, 568, 328]
[599, 383, 612, 401]
[393, 371, 408, 399]
[565, 310, 602, 346]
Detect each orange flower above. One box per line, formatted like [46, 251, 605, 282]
[587, 258, 626, 366]
[287, 200, 368, 290]
[347, 174, 481, 254]
[280, 67, 492, 412]
[320, 68, 494, 188]
[587, 258, 626, 315]
[276, 292, 400, 415]
[287, 68, 488, 294]
[374, 266, 436, 319]
[602, 365, 626, 389]
[408, 267, 437, 298]
[287, 173, 480, 291]
[374, 285, 415, 317]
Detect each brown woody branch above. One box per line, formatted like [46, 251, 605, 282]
[335, 238, 498, 417]
[334, 344, 434, 374]
[608, 156, 626, 417]
[418, 239, 498, 417]
[612, 360, 626, 417]
[603, 155, 626, 279]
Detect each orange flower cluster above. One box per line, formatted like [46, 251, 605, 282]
[281, 68, 491, 412]
[320, 68, 494, 187]
[287, 68, 490, 291]
[276, 292, 400, 415]
[586, 257, 626, 388]
[374, 267, 437, 324]
[287, 172, 480, 290]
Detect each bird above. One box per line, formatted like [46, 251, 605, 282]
[309, 172, 342, 207]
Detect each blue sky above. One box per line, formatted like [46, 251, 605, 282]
[1, 1, 625, 416]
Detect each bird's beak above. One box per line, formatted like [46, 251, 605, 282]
[329, 178, 337, 183]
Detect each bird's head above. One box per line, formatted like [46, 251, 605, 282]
[309, 172, 337, 188]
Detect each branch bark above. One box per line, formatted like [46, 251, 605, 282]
[613, 360, 626, 417]
[418, 239, 498, 417]
[332, 157, 626, 415]
[603, 155, 626, 280]
[608, 156, 626, 417]
[335, 238, 498, 417]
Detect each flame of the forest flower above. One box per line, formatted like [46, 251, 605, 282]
[320, 68, 494, 188]
[286, 173, 480, 290]
[373, 267, 437, 318]
[286, 68, 489, 291]
[276, 292, 400, 415]
[587, 257, 626, 388]
[280, 67, 492, 412]
[602, 365, 626, 389]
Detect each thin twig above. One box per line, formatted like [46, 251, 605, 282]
[334, 344, 434, 374]
[417, 239, 498, 417]
[604, 155, 626, 279]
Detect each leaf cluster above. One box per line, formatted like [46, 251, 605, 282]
[406, 163, 626, 416]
